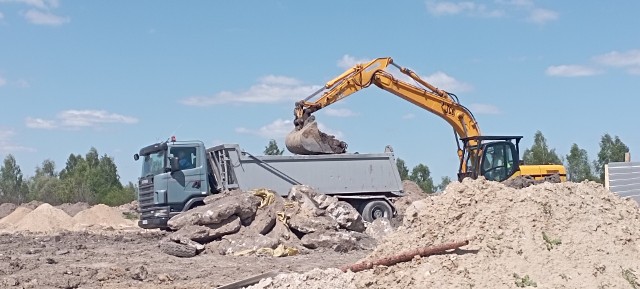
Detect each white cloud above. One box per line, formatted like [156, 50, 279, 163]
[593, 49, 640, 74]
[422, 71, 473, 92]
[26, 109, 138, 130]
[426, 1, 503, 17]
[527, 8, 558, 24]
[323, 108, 357, 117]
[0, 0, 59, 9]
[469, 103, 501, 114]
[236, 118, 343, 140]
[0, 76, 6, 87]
[24, 9, 69, 25]
[0, 11, 4, 19]
[0, 128, 35, 153]
[545, 65, 599, 77]
[181, 75, 321, 106]
[426, 0, 557, 23]
[402, 113, 416, 120]
[25, 117, 56, 129]
[337, 55, 371, 69]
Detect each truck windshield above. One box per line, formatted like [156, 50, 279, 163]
[141, 150, 165, 177]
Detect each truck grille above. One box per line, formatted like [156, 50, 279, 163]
[138, 177, 155, 217]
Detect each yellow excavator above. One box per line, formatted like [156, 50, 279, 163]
[285, 57, 566, 183]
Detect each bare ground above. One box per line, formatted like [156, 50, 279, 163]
[0, 229, 370, 289]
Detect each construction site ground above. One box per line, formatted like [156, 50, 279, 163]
[0, 229, 367, 289]
[1, 178, 639, 289]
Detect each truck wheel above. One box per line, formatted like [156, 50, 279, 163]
[360, 200, 392, 222]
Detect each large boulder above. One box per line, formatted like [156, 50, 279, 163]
[172, 216, 241, 243]
[300, 231, 376, 252]
[288, 185, 324, 217]
[205, 230, 280, 256]
[365, 218, 394, 241]
[167, 193, 261, 230]
[326, 201, 365, 232]
[288, 214, 339, 234]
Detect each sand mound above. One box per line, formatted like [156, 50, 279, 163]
[250, 178, 640, 289]
[12, 203, 75, 233]
[21, 200, 44, 210]
[0, 206, 32, 229]
[0, 203, 18, 219]
[56, 202, 91, 217]
[72, 204, 136, 229]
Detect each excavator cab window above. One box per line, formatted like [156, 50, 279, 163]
[480, 141, 517, 182]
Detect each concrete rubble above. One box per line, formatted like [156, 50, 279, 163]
[160, 186, 384, 258]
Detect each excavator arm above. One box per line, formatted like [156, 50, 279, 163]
[286, 57, 480, 164]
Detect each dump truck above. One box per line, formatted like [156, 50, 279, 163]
[133, 137, 405, 229]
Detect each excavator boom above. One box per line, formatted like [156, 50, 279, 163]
[286, 57, 480, 157]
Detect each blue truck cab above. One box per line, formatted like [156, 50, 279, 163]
[134, 137, 211, 229]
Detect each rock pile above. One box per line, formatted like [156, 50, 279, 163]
[244, 178, 640, 289]
[160, 185, 392, 258]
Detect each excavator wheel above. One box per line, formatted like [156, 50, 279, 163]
[285, 119, 347, 155]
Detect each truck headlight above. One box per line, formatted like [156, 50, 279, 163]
[153, 208, 169, 217]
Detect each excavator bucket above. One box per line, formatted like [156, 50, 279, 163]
[285, 119, 347, 155]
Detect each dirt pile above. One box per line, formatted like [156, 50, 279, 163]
[0, 206, 32, 229]
[246, 178, 640, 289]
[0, 202, 18, 219]
[72, 204, 137, 229]
[12, 203, 75, 233]
[56, 202, 91, 217]
[161, 186, 381, 258]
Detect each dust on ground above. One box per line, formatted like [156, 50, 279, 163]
[245, 178, 640, 289]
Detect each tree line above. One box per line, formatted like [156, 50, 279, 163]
[0, 147, 135, 206]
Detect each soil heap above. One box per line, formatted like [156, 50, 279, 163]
[72, 203, 137, 229]
[11, 203, 75, 233]
[0, 206, 32, 229]
[246, 178, 640, 289]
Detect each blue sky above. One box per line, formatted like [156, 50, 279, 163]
[0, 1, 638, 185]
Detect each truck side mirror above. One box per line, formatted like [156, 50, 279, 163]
[133, 153, 139, 161]
[170, 157, 180, 172]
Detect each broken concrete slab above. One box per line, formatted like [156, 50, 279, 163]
[167, 193, 261, 230]
[313, 194, 339, 210]
[172, 216, 241, 243]
[288, 185, 324, 217]
[364, 218, 394, 241]
[326, 201, 365, 232]
[300, 231, 376, 252]
[287, 214, 339, 234]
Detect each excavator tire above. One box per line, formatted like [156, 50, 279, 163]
[285, 119, 347, 155]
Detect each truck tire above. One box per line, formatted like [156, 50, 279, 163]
[360, 200, 393, 223]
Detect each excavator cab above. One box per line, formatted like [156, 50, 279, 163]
[458, 136, 522, 182]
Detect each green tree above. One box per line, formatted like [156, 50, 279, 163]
[0, 154, 29, 204]
[565, 143, 596, 182]
[594, 133, 629, 183]
[522, 130, 562, 165]
[58, 147, 133, 205]
[264, 139, 284, 155]
[409, 163, 434, 194]
[436, 176, 452, 191]
[396, 158, 409, 180]
[28, 159, 62, 204]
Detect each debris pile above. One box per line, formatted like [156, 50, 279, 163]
[160, 185, 389, 258]
[244, 178, 640, 289]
